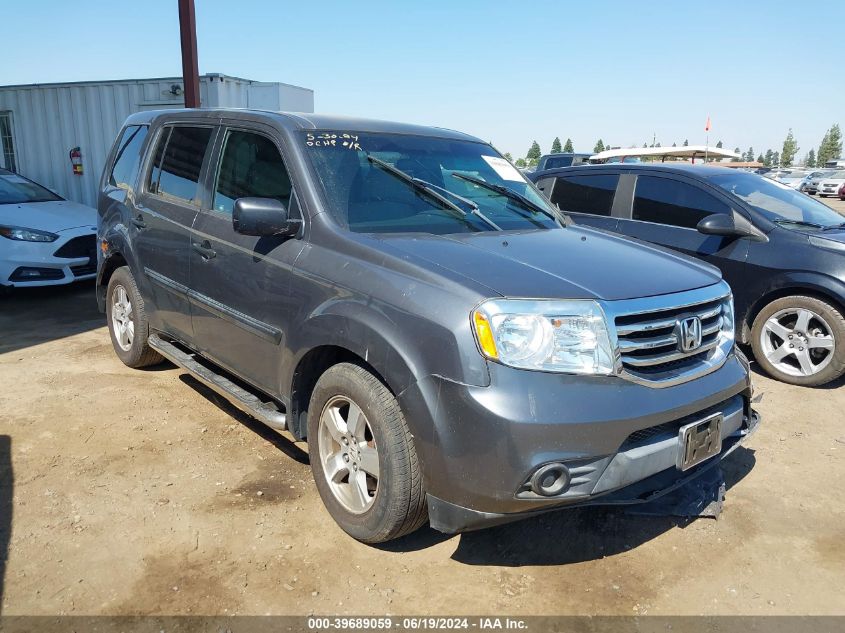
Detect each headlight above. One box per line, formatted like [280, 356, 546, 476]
[0, 225, 59, 242]
[472, 299, 615, 375]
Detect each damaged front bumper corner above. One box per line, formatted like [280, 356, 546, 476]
[427, 409, 761, 534]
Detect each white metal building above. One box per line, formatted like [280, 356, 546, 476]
[0, 74, 314, 207]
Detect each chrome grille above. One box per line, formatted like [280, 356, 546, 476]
[613, 292, 731, 384]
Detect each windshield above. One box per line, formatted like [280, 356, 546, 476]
[824, 170, 845, 179]
[301, 131, 558, 234]
[708, 172, 845, 228]
[0, 172, 62, 204]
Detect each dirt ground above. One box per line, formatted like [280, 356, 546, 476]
[1, 199, 844, 616]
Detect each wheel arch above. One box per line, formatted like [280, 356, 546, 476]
[287, 344, 395, 440]
[740, 277, 845, 343]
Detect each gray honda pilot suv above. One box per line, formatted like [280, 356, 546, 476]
[97, 109, 759, 543]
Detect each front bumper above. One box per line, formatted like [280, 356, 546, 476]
[397, 351, 756, 532]
[428, 409, 759, 533]
[0, 227, 97, 287]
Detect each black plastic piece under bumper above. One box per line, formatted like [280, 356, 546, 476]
[427, 409, 760, 534]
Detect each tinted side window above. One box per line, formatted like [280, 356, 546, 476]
[213, 130, 292, 214]
[149, 126, 213, 204]
[545, 156, 573, 169]
[109, 125, 148, 189]
[633, 175, 729, 228]
[550, 174, 619, 216]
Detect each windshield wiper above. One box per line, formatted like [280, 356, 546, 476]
[366, 155, 500, 230]
[450, 172, 560, 223]
[420, 181, 504, 230]
[773, 219, 826, 229]
[821, 221, 845, 231]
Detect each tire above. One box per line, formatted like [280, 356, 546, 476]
[105, 266, 163, 368]
[307, 362, 427, 543]
[751, 295, 845, 387]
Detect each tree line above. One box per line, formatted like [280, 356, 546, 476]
[505, 124, 842, 169]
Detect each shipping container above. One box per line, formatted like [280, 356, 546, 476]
[0, 74, 314, 207]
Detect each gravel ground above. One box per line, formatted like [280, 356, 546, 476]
[0, 196, 843, 616]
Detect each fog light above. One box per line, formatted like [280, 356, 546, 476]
[9, 267, 65, 282]
[529, 462, 571, 497]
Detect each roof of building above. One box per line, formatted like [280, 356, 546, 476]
[0, 73, 312, 93]
[590, 145, 741, 162]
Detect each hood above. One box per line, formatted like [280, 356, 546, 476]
[0, 200, 97, 233]
[375, 226, 722, 301]
[819, 178, 845, 186]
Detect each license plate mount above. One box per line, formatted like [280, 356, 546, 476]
[677, 413, 723, 471]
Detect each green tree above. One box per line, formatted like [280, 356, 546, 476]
[672, 142, 677, 147]
[503, 152, 513, 162]
[830, 124, 843, 159]
[817, 131, 831, 166]
[732, 147, 741, 163]
[593, 139, 605, 153]
[818, 124, 842, 166]
[781, 128, 799, 167]
[745, 147, 755, 162]
[551, 137, 562, 154]
[716, 140, 723, 148]
[515, 157, 527, 168]
[806, 148, 816, 168]
[563, 138, 574, 153]
[526, 140, 542, 166]
[764, 149, 773, 167]
[683, 139, 689, 146]
[772, 151, 780, 167]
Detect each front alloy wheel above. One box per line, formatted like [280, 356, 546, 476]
[307, 362, 427, 543]
[317, 395, 380, 514]
[752, 296, 845, 386]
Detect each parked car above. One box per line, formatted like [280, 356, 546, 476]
[531, 164, 845, 386]
[797, 171, 827, 194]
[804, 169, 835, 195]
[769, 169, 807, 189]
[535, 153, 593, 171]
[97, 110, 759, 542]
[0, 168, 97, 289]
[817, 170, 845, 197]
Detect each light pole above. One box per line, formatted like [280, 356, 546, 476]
[178, 0, 201, 108]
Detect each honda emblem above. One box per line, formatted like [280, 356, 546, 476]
[677, 316, 703, 353]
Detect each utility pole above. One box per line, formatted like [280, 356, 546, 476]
[178, 0, 201, 108]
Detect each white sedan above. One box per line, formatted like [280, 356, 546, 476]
[0, 169, 97, 288]
[817, 170, 845, 198]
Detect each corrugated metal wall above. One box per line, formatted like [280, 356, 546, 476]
[0, 76, 314, 208]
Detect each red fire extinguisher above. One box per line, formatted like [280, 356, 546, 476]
[69, 147, 83, 176]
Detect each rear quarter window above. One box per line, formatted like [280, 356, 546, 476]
[550, 174, 619, 216]
[108, 125, 148, 190]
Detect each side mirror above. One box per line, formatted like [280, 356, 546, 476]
[696, 212, 765, 241]
[232, 197, 301, 237]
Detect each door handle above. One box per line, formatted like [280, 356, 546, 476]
[130, 214, 146, 229]
[192, 240, 217, 260]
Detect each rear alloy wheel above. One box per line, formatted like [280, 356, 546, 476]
[105, 266, 163, 368]
[751, 296, 845, 386]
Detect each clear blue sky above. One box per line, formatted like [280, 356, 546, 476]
[4, 0, 843, 160]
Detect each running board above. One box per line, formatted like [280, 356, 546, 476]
[149, 334, 287, 431]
